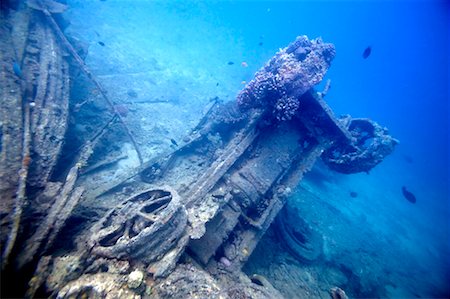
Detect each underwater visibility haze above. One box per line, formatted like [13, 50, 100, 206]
[0, 0, 448, 298]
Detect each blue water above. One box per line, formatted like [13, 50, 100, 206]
[66, 0, 449, 297]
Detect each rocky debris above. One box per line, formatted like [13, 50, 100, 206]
[152, 264, 222, 298]
[46, 255, 83, 292]
[84, 258, 131, 276]
[224, 282, 284, 299]
[127, 269, 144, 289]
[57, 272, 140, 299]
[151, 264, 283, 299]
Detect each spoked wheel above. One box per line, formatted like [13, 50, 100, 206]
[89, 187, 187, 265]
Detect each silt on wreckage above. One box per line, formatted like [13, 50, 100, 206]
[0, 1, 398, 298]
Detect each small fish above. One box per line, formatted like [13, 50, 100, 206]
[216, 82, 219, 86]
[362, 46, 372, 59]
[349, 191, 358, 198]
[12, 62, 22, 78]
[170, 138, 178, 147]
[401, 186, 416, 204]
[241, 80, 246, 84]
[98, 41, 105, 47]
[227, 61, 234, 65]
[258, 42, 263, 46]
[241, 61, 248, 67]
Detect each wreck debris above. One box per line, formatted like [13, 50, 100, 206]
[319, 79, 331, 98]
[0, 12, 34, 267]
[17, 143, 92, 269]
[182, 37, 338, 245]
[21, 11, 71, 188]
[70, 37, 398, 298]
[1, 105, 31, 269]
[1, 12, 57, 269]
[25, 255, 52, 299]
[0, 23, 400, 297]
[185, 114, 262, 239]
[68, 114, 117, 165]
[27, 0, 144, 165]
[26, 0, 68, 13]
[88, 187, 188, 275]
[80, 153, 128, 175]
[0, 3, 142, 297]
[275, 204, 323, 263]
[322, 117, 398, 174]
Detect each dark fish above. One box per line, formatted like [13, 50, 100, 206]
[349, 191, 358, 198]
[12, 62, 22, 78]
[362, 46, 372, 59]
[258, 42, 263, 46]
[98, 41, 105, 46]
[216, 82, 219, 86]
[401, 186, 416, 204]
[170, 138, 178, 147]
[227, 61, 234, 65]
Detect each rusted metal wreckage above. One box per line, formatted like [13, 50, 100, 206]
[0, 1, 397, 298]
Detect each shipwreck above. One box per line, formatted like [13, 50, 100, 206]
[0, 1, 397, 298]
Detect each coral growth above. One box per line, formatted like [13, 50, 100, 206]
[237, 35, 335, 121]
[237, 72, 284, 110]
[273, 96, 300, 121]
